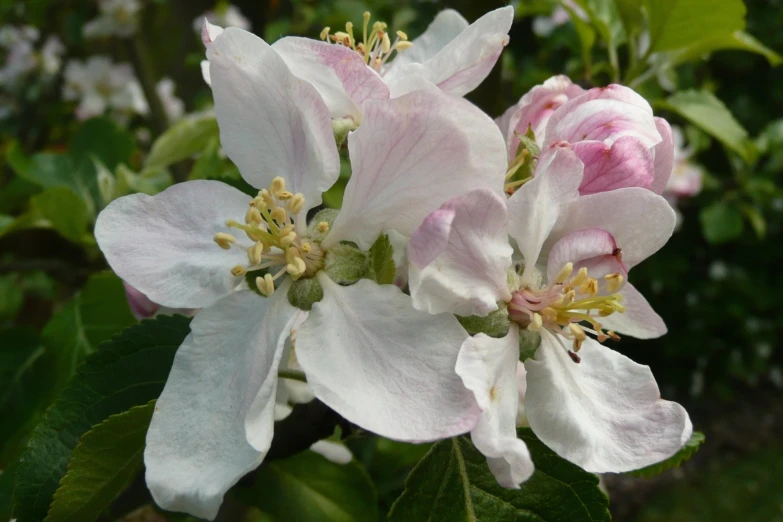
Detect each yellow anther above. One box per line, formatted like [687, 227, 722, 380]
[270, 207, 287, 224]
[607, 330, 621, 341]
[277, 191, 293, 201]
[286, 258, 307, 279]
[396, 30, 408, 41]
[528, 312, 543, 331]
[289, 193, 305, 214]
[570, 267, 588, 287]
[363, 11, 371, 24]
[579, 278, 598, 296]
[381, 32, 391, 53]
[542, 307, 558, 324]
[285, 246, 301, 264]
[245, 206, 262, 225]
[395, 41, 413, 51]
[258, 189, 274, 207]
[317, 221, 330, 233]
[300, 242, 312, 254]
[333, 31, 350, 45]
[554, 262, 574, 284]
[231, 265, 247, 277]
[257, 274, 275, 296]
[279, 224, 295, 236]
[345, 21, 354, 45]
[320, 27, 330, 40]
[604, 273, 624, 293]
[270, 177, 286, 195]
[213, 232, 236, 250]
[281, 232, 297, 248]
[248, 242, 265, 265]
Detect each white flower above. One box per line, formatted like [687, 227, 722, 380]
[408, 144, 692, 486]
[0, 26, 63, 89]
[83, 0, 142, 39]
[156, 77, 184, 122]
[95, 27, 508, 519]
[665, 126, 703, 198]
[193, 4, 251, 33]
[62, 56, 147, 120]
[200, 6, 513, 124]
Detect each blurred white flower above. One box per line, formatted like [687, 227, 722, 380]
[665, 126, 704, 198]
[193, 4, 251, 33]
[156, 77, 184, 122]
[62, 56, 147, 120]
[84, 0, 142, 39]
[532, 1, 586, 37]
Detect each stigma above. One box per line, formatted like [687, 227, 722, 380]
[212, 177, 325, 297]
[508, 262, 625, 352]
[320, 12, 412, 73]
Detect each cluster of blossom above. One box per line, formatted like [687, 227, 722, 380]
[96, 7, 692, 519]
[0, 25, 64, 118]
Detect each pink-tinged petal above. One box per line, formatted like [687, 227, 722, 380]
[201, 19, 223, 47]
[123, 282, 160, 320]
[525, 331, 692, 473]
[498, 75, 584, 160]
[544, 84, 661, 149]
[546, 228, 627, 291]
[95, 180, 252, 309]
[208, 28, 339, 217]
[296, 275, 480, 442]
[545, 187, 676, 269]
[323, 90, 507, 250]
[651, 117, 674, 195]
[145, 287, 298, 519]
[272, 37, 389, 122]
[385, 7, 514, 98]
[456, 327, 535, 488]
[573, 136, 654, 195]
[599, 282, 667, 339]
[507, 143, 584, 282]
[408, 189, 512, 316]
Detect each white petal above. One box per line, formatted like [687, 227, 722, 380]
[387, 9, 469, 69]
[456, 327, 535, 488]
[144, 288, 298, 519]
[385, 7, 513, 98]
[323, 90, 507, 250]
[506, 144, 584, 282]
[272, 37, 389, 122]
[524, 331, 692, 473]
[546, 187, 676, 269]
[408, 189, 513, 316]
[651, 117, 674, 195]
[201, 19, 224, 47]
[296, 275, 480, 441]
[208, 28, 339, 215]
[310, 440, 353, 464]
[599, 282, 667, 339]
[95, 180, 252, 309]
[200, 59, 211, 86]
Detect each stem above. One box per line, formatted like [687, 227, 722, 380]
[278, 368, 308, 382]
[125, 31, 169, 136]
[624, 46, 653, 85]
[608, 44, 620, 83]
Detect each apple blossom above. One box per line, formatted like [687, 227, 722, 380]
[408, 143, 692, 487]
[83, 0, 141, 39]
[665, 125, 704, 199]
[498, 78, 675, 197]
[62, 56, 147, 121]
[200, 6, 513, 125]
[156, 77, 184, 122]
[95, 26, 508, 519]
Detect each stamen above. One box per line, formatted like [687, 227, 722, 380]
[213, 232, 236, 250]
[320, 27, 330, 40]
[231, 265, 247, 277]
[257, 274, 275, 296]
[270, 176, 286, 195]
[604, 273, 624, 293]
[554, 262, 574, 284]
[317, 221, 330, 233]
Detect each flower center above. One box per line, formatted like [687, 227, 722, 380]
[507, 262, 625, 352]
[213, 176, 326, 297]
[320, 11, 412, 73]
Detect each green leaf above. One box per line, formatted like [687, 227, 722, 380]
[662, 90, 752, 161]
[629, 432, 705, 478]
[389, 430, 610, 522]
[613, 0, 644, 36]
[44, 402, 155, 522]
[242, 450, 379, 522]
[666, 31, 783, 67]
[188, 136, 223, 180]
[564, 6, 596, 74]
[12, 315, 190, 522]
[368, 234, 396, 285]
[115, 164, 173, 197]
[145, 112, 219, 169]
[739, 203, 766, 239]
[645, 0, 746, 53]
[578, 0, 626, 48]
[700, 201, 744, 244]
[69, 117, 135, 171]
[29, 187, 91, 244]
[5, 140, 32, 178]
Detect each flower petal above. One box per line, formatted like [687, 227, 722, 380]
[296, 275, 480, 441]
[95, 180, 252, 309]
[387, 9, 469, 68]
[525, 331, 692, 473]
[598, 282, 667, 339]
[651, 117, 674, 195]
[543, 84, 661, 149]
[546, 228, 627, 290]
[272, 37, 389, 122]
[385, 7, 514, 97]
[201, 19, 224, 47]
[545, 187, 676, 269]
[323, 90, 507, 250]
[456, 327, 535, 488]
[144, 287, 298, 519]
[573, 136, 654, 195]
[408, 189, 513, 316]
[208, 28, 339, 215]
[506, 144, 584, 282]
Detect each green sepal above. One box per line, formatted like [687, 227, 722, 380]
[307, 208, 340, 243]
[288, 277, 325, 311]
[324, 244, 369, 285]
[518, 329, 542, 362]
[368, 234, 396, 285]
[457, 304, 511, 338]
